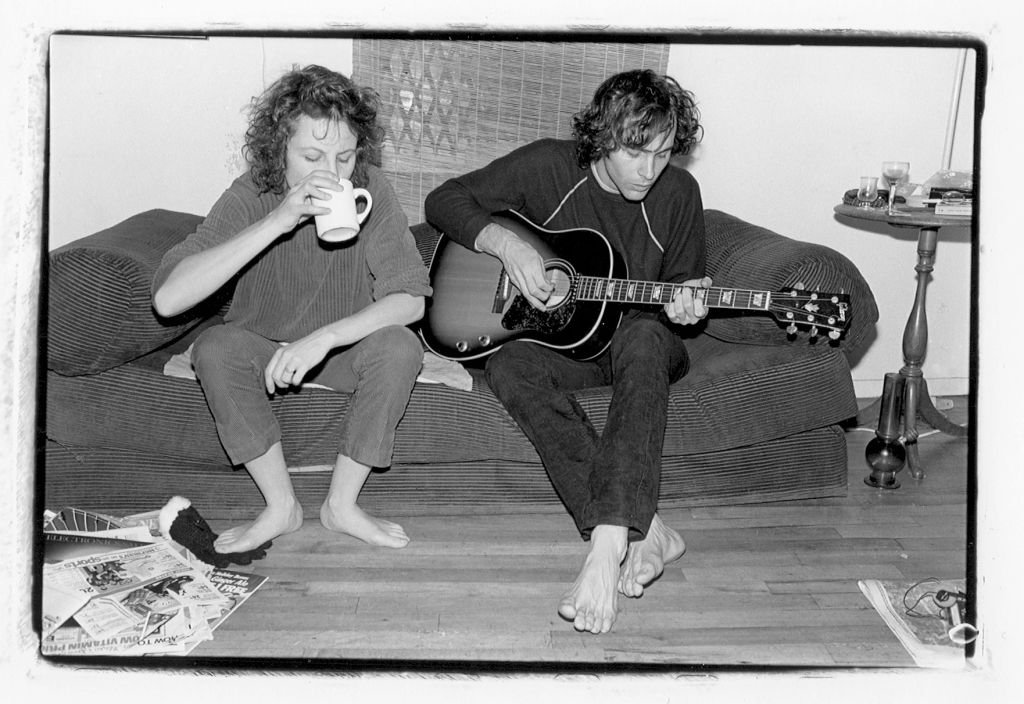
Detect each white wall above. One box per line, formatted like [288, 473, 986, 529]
[670, 44, 975, 398]
[48, 35, 353, 246]
[48, 36, 976, 398]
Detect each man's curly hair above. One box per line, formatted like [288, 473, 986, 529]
[244, 65, 384, 193]
[572, 69, 702, 168]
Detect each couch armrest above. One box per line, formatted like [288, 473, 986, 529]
[702, 209, 878, 357]
[47, 209, 215, 375]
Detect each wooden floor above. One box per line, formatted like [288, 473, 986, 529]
[192, 399, 970, 669]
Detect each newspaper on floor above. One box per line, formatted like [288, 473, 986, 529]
[42, 540, 229, 642]
[43, 530, 154, 564]
[858, 578, 969, 669]
[41, 506, 270, 656]
[43, 505, 272, 654]
[181, 567, 269, 654]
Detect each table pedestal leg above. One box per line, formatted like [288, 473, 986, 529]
[917, 378, 969, 438]
[903, 374, 923, 480]
[863, 226, 966, 487]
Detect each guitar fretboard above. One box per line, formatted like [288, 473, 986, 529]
[575, 277, 771, 311]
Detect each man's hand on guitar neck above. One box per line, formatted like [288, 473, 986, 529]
[665, 276, 713, 326]
[474, 222, 555, 311]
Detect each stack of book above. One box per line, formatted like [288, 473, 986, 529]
[41, 506, 267, 656]
[928, 187, 973, 217]
[934, 201, 972, 216]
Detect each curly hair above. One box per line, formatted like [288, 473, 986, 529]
[572, 69, 702, 168]
[244, 65, 384, 193]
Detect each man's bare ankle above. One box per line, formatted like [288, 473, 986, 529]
[590, 524, 628, 556]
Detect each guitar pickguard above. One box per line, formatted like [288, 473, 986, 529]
[502, 295, 577, 334]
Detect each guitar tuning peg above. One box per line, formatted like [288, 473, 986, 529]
[794, 282, 805, 291]
[809, 326, 819, 337]
[828, 330, 841, 340]
[786, 323, 798, 335]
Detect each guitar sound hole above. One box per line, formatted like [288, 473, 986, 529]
[546, 266, 573, 308]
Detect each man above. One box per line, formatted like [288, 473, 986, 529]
[424, 69, 709, 633]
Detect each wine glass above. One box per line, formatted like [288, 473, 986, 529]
[881, 161, 910, 216]
[856, 176, 879, 207]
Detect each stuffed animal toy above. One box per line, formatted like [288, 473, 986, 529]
[159, 496, 271, 568]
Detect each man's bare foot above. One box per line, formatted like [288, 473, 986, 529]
[558, 525, 627, 634]
[618, 513, 685, 598]
[320, 499, 410, 548]
[214, 498, 303, 554]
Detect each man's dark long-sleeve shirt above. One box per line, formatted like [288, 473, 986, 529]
[424, 138, 706, 311]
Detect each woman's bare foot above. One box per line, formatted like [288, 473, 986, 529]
[618, 513, 685, 598]
[320, 499, 410, 548]
[558, 525, 628, 634]
[214, 498, 303, 554]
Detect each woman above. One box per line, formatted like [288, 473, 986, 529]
[153, 65, 431, 553]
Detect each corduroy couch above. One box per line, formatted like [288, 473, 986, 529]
[43, 208, 877, 519]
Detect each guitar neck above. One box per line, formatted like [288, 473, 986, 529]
[576, 277, 771, 311]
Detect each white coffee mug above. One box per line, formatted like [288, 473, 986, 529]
[311, 178, 373, 243]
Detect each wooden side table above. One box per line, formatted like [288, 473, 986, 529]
[834, 203, 970, 488]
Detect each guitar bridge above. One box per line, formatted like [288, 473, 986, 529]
[492, 270, 512, 314]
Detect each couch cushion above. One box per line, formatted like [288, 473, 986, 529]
[47, 209, 211, 375]
[46, 332, 856, 468]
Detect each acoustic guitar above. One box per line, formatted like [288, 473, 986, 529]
[420, 210, 851, 362]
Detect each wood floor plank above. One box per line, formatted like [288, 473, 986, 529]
[184, 401, 970, 669]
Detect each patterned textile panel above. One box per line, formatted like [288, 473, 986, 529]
[44, 425, 847, 519]
[354, 39, 671, 226]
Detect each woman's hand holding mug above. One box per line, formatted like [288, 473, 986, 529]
[310, 177, 373, 243]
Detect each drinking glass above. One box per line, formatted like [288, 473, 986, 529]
[881, 161, 910, 216]
[856, 176, 879, 207]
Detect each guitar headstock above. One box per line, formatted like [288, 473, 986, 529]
[768, 287, 851, 340]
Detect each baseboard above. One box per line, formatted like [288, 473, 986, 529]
[853, 377, 969, 399]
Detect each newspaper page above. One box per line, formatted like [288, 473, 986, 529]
[43, 531, 153, 564]
[125, 605, 216, 655]
[42, 540, 227, 642]
[182, 568, 268, 654]
[41, 615, 168, 656]
[858, 578, 967, 668]
[41, 578, 91, 639]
